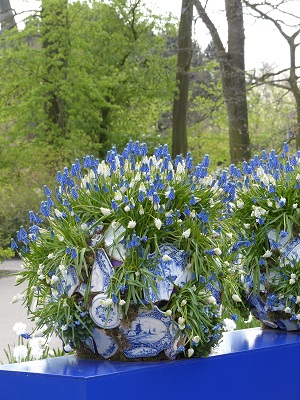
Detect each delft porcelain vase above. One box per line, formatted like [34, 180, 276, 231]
[243, 230, 300, 331]
[60, 241, 215, 360]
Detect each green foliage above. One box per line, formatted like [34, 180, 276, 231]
[0, 0, 177, 244]
[248, 86, 297, 154]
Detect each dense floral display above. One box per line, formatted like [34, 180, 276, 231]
[228, 143, 300, 329]
[12, 142, 232, 360]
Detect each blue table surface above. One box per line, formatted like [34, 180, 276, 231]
[1, 327, 300, 378]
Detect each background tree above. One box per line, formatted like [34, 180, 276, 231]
[0, 0, 177, 246]
[193, 0, 251, 163]
[172, 0, 193, 158]
[243, 0, 300, 149]
[0, 0, 16, 33]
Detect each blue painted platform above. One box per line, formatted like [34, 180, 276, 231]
[0, 327, 300, 400]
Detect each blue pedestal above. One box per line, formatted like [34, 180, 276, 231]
[1, 327, 300, 400]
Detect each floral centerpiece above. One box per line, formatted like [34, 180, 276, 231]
[228, 143, 300, 330]
[12, 142, 229, 360]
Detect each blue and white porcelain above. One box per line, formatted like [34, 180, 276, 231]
[174, 268, 194, 288]
[268, 229, 291, 250]
[91, 327, 119, 359]
[56, 265, 80, 297]
[104, 224, 126, 261]
[120, 306, 176, 358]
[76, 283, 87, 297]
[90, 249, 114, 293]
[84, 336, 96, 353]
[247, 292, 300, 331]
[143, 244, 186, 302]
[89, 293, 122, 329]
[281, 237, 300, 262]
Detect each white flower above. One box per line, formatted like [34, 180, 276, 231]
[296, 296, 300, 304]
[182, 229, 191, 239]
[100, 207, 112, 216]
[15, 275, 22, 283]
[289, 279, 295, 285]
[267, 200, 273, 207]
[114, 191, 122, 201]
[13, 345, 28, 362]
[47, 253, 54, 259]
[284, 307, 291, 314]
[244, 224, 250, 229]
[105, 298, 113, 306]
[226, 232, 233, 239]
[154, 218, 162, 230]
[139, 205, 144, 215]
[31, 347, 44, 360]
[58, 235, 65, 242]
[54, 209, 62, 218]
[59, 265, 67, 277]
[13, 322, 27, 336]
[232, 294, 242, 302]
[207, 295, 217, 305]
[236, 199, 244, 209]
[263, 250, 272, 258]
[178, 324, 186, 330]
[135, 271, 140, 277]
[50, 275, 59, 285]
[192, 335, 200, 344]
[99, 299, 106, 306]
[223, 318, 236, 332]
[162, 254, 171, 262]
[180, 299, 187, 307]
[187, 348, 194, 357]
[127, 220, 136, 229]
[293, 203, 298, 209]
[164, 310, 172, 317]
[124, 205, 130, 212]
[214, 247, 222, 256]
[29, 337, 47, 349]
[291, 273, 296, 279]
[178, 317, 185, 325]
[61, 324, 68, 331]
[119, 299, 126, 306]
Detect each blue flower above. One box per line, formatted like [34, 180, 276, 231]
[153, 192, 160, 204]
[231, 314, 238, 321]
[177, 345, 185, 353]
[189, 194, 196, 206]
[184, 204, 190, 216]
[71, 188, 79, 199]
[279, 230, 288, 238]
[44, 185, 52, 196]
[70, 248, 77, 259]
[110, 200, 118, 211]
[11, 238, 18, 250]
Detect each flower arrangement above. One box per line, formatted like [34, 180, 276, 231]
[12, 141, 229, 360]
[228, 143, 300, 330]
[4, 322, 67, 364]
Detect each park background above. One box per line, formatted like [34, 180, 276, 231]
[0, 0, 299, 361]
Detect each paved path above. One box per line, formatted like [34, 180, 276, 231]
[0, 258, 61, 364]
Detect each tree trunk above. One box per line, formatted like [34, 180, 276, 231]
[224, 0, 250, 162]
[193, 0, 251, 163]
[41, 0, 69, 141]
[0, 0, 16, 33]
[172, 0, 193, 159]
